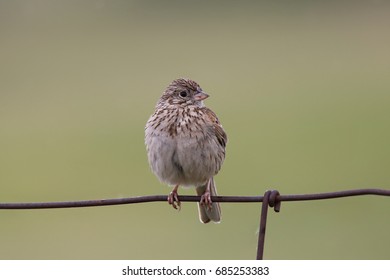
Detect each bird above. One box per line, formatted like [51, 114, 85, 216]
[145, 78, 227, 223]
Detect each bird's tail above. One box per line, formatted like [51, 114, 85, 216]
[196, 177, 221, 223]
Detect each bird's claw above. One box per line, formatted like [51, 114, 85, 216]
[168, 191, 181, 210]
[200, 191, 213, 211]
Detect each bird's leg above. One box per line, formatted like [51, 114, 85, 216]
[168, 185, 181, 210]
[200, 179, 213, 210]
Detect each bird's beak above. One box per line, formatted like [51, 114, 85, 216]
[194, 91, 209, 101]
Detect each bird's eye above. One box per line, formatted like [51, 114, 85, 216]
[179, 91, 188, 98]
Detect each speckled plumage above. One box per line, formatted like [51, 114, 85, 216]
[145, 78, 227, 223]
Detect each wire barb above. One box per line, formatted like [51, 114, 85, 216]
[256, 190, 282, 260]
[269, 190, 281, 212]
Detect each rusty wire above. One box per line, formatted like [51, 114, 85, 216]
[0, 188, 389, 259]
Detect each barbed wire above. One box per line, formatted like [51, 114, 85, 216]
[1, 188, 389, 259]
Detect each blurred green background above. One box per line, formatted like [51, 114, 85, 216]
[0, 0, 389, 259]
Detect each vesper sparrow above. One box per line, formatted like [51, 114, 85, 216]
[145, 78, 227, 223]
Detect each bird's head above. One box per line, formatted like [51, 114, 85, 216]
[159, 78, 209, 107]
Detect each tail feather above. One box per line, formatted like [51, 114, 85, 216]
[196, 177, 221, 223]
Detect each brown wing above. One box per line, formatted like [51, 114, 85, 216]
[202, 107, 227, 148]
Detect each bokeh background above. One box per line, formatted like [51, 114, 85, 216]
[1, 0, 389, 259]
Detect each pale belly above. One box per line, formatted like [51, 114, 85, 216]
[146, 134, 220, 187]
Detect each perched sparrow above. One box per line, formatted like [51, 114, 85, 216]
[145, 78, 227, 223]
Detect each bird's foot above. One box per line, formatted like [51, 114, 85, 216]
[200, 191, 213, 210]
[168, 188, 181, 210]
